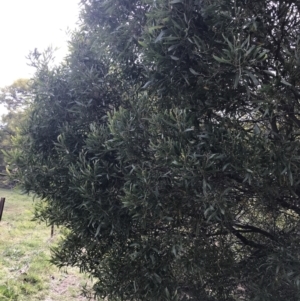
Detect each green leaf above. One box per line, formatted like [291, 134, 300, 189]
[245, 45, 256, 57]
[189, 68, 200, 75]
[222, 34, 234, 52]
[281, 79, 292, 86]
[256, 49, 269, 60]
[153, 273, 162, 283]
[138, 40, 147, 47]
[222, 163, 231, 171]
[148, 25, 164, 33]
[141, 80, 153, 89]
[170, 55, 179, 60]
[155, 30, 165, 43]
[244, 70, 259, 86]
[241, 35, 250, 49]
[213, 55, 231, 64]
[168, 44, 178, 52]
[165, 287, 170, 299]
[263, 70, 275, 76]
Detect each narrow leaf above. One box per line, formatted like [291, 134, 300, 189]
[222, 34, 233, 52]
[245, 45, 256, 57]
[213, 55, 231, 64]
[155, 31, 165, 43]
[189, 68, 200, 75]
[281, 79, 292, 86]
[141, 81, 153, 89]
[170, 55, 179, 60]
[138, 40, 147, 47]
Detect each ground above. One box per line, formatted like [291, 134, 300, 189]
[0, 189, 97, 301]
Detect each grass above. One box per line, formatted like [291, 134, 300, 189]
[0, 188, 95, 301]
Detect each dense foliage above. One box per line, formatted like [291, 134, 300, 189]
[7, 0, 300, 300]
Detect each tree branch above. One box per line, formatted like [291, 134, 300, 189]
[233, 223, 277, 241]
[227, 225, 266, 249]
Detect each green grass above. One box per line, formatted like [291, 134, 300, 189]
[0, 188, 95, 301]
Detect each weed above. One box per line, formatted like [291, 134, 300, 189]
[0, 284, 18, 300]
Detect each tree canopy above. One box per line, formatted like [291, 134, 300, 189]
[7, 1, 300, 300]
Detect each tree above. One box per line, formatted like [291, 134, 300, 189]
[0, 78, 32, 111]
[7, 0, 300, 300]
[0, 79, 31, 187]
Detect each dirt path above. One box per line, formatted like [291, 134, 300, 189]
[44, 271, 96, 301]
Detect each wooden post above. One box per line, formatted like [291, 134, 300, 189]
[0, 198, 6, 221]
[51, 224, 54, 237]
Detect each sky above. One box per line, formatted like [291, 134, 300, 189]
[0, 0, 80, 114]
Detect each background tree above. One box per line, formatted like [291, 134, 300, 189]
[0, 79, 31, 187]
[6, 1, 300, 300]
[0, 78, 31, 111]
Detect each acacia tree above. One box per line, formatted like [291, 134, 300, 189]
[7, 1, 300, 300]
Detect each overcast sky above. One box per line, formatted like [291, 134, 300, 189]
[0, 0, 80, 87]
[0, 0, 80, 115]
[0, 0, 79, 91]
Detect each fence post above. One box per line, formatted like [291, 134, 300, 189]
[0, 198, 6, 221]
